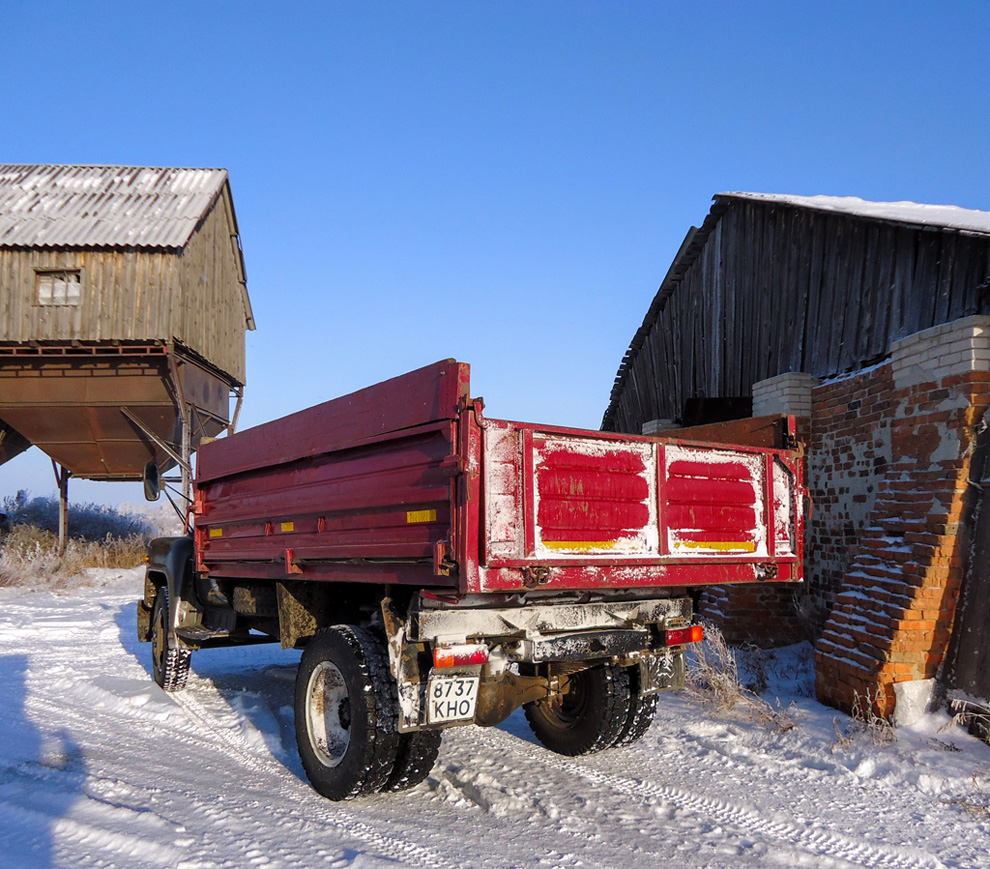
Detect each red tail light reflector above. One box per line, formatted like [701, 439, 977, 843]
[433, 643, 490, 668]
[664, 625, 704, 646]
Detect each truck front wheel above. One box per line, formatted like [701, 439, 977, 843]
[151, 587, 191, 692]
[524, 664, 631, 756]
[294, 626, 400, 800]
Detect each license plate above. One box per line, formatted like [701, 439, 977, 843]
[426, 675, 479, 724]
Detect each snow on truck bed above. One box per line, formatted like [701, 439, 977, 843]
[2, 573, 990, 869]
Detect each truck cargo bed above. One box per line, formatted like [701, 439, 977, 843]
[193, 360, 803, 594]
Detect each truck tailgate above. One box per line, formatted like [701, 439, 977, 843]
[472, 419, 802, 593]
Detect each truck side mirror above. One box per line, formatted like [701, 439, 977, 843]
[143, 461, 161, 502]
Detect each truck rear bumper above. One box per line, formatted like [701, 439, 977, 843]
[383, 591, 696, 731]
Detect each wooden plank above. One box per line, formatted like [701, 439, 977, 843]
[950, 236, 982, 320]
[911, 232, 941, 334]
[743, 202, 761, 388]
[838, 219, 866, 371]
[801, 214, 826, 374]
[869, 225, 896, 355]
[820, 213, 843, 371]
[722, 207, 739, 395]
[709, 220, 723, 397]
[781, 208, 804, 374]
[651, 414, 794, 449]
[854, 223, 879, 363]
[934, 231, 957, 325]
[889, 227, 916, 340]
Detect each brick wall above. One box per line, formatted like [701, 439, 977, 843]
[814, 316, 990, 716]
[697, 315, 990, 720]
[805, 363, 894, 613]
[696, 583, 807, 648]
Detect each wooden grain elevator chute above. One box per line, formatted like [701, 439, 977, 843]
[0, 164, 255, 543]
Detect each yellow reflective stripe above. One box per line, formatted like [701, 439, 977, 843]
[675, 541, 756, 552]
[280, 522, 294, 533]
[209, 528, 223, 538]
[542, 541, 620, 551]
[406, 509, 437, 524]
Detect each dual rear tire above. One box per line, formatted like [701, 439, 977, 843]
[523, 663, 658, 756]
[294, 625, 441, 801]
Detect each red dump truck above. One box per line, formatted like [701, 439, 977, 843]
[138, 360, 805, 800]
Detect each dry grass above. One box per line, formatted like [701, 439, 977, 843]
[831, 688, 897, 750]
[685, 622, 794, 732]
[943, 771, 990, 818]
[0, 524, 147, 589]
[947, 698, 990, 744]
[850, 688, 897, 745]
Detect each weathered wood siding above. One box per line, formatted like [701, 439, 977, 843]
[176, 191, 248, 384]
[605, 200, 990, 433]
[0, 192, 247, 384]
[0, 246, 179, 344]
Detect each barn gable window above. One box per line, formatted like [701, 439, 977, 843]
[35, 270, 82, 306]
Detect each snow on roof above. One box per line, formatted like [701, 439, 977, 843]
[0, 164, 230, 249]
[718, 192, 990, 235]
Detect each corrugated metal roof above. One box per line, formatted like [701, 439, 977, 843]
[719, 192, 990, 235]
[0, 165, 230, 249]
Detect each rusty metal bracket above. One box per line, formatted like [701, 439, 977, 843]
[755, 562, 779, 582]
[521, 565, 551, 588]
[284, 549, 303, 575]
[434, 540, 456, 576]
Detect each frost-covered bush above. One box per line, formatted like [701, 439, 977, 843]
[0, 491, 155, 588]
[1, 490, 153, 540]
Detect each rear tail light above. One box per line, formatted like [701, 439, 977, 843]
[663, 625, 704, 646]
[433, 643, 490, 668]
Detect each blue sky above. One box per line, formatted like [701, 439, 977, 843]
[1, 1, 988, 506]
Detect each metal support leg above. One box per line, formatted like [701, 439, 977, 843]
[51, 460, 70, 554]
[180, 403, 192, 530]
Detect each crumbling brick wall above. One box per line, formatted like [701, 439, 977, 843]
[699, 316, 990, 721]
[814, 317, 990, 716]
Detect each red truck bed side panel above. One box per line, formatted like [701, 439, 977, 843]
[191, 360, 804, 595]
[193, 362, 468, 587]
[196, 360, 469, 483]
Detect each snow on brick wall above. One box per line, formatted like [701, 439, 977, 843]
[806, 364, 894, 613]
[813, 317, 990, 718]
[699, 315, 990, 719]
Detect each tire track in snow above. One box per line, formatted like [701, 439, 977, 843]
[486, 728, 951, 869]
[173, 676, 459, 869]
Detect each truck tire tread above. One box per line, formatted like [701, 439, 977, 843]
[382, 729, 443, 792]
[612, 664, 659, 748]
[295, 625, 400, 801]
[524, 664, 631, 757]
[151, 587, 191, 692]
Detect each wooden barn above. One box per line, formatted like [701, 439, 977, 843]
[604, 193, 990, 720]
[0, 165, 255, 499]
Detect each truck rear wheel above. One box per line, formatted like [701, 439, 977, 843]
[612, 664, 659, 748]
[151, 587, 191, 692]
[294, 626, 400, 801]
[382, 730, 443, 792]
[524, 664, 631, 756]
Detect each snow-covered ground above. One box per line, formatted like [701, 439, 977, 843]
[2, 571, 990, 869]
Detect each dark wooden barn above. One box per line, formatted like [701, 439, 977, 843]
[602, 192, 990, 721]
[603, 193, 990, 434]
